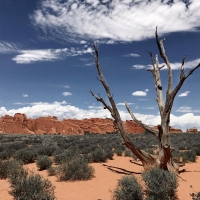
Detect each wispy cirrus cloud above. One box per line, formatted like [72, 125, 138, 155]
[63, 85, 70, 89]
[176, 106, 200, 113]
[23, 94, 28, 98]
[123, 53, 140, 57]
[12, 47, 93, 64]
[0, 41, 22, 54]
[132, 58, 200, 70]
[31, 0, 200, 42]
[116, 102, 135, 106]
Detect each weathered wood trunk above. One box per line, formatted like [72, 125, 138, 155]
[90, 27, 200, 173]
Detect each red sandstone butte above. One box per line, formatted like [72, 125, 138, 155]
[0, 113, 145, 134]
[152, 126, 182, 133]
[186, 127, 198, 133]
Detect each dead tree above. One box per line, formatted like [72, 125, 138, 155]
[90, 27, 200, 173]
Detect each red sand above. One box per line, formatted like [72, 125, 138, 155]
[1, 156, 200, 200]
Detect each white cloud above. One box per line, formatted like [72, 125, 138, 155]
[132, 91, 147, 96]
[1, 102, 200, 131]
[80, 40, 87, 44]
[134, 58, 200, 71]
[106, 40, 115, 44]
[0, 41, 21, 54]
[85, 62, 94, 66]
[117, 102, 135, 106]
[132, 89, 149, 96]
[88, 105, 103, 109]
[31, 0, 200, 42]
[63, 85, 70, 88]
[12, 47, 93, 64]
[178, 91, 190, 97]
[62, 92, 72, 96]
[23, 94, 28, 97]
[123, 53, 140, 57]
[132, 64, 146, 69]
[176, 106, 200, 113]
[143, 107, 155, 110]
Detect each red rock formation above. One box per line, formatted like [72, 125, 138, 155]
[123, 120, 144, 134]
[153, 126, 182, 133]
[0, 113, 146, 135]
[186, 127, 198, 133]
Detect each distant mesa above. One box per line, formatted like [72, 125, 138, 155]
[0, 113, 197, 135]
[186, 127, 198, 133]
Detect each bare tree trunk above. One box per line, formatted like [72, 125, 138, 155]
[90, 28, 200, 173]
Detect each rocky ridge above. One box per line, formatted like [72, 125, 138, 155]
[0, 113, 195, 135]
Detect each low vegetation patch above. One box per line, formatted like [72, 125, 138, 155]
[36, 155, 53, 171]
[56, 156, 94, 181]
[113, 175, 143, 200]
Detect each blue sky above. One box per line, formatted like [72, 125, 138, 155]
[0, 0, 200, 131]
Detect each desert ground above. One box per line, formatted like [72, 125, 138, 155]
[0, 155, 200, 200]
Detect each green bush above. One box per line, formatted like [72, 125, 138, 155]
[57, 156, 94, 181]
[37, 146, 57, 157]
[104, 148, 114, 160]
[0, 159, 23, 180]
[124, 149, 131, 157]
[142, 168, 178, 200]
[91, 148, 107, 163]
[53, 149, 79, 164]
[112, 175, 143, 200]
[114, 147, 123, 156]
[9, 170, 55, 200]
[47, 166, 57, 176]
[36, 155, 53, 171]
[13, 148, 38, 164]
[180, 150, 196, 163]
[0, 149, 15, 160]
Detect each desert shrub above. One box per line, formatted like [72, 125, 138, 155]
[0, 159, 23, 180]
[112, 175, 143, 200]
[52, 148, 65, 156]
[142, 168, 178, 200]
[180, 150, 196, 163]
[57, 156, 94, 181]
[0, 160, 10, 179]
[47, 166, 57, 176]
[10, 141, 27, 151]
[37, 146, 57, 157]
[42, 137, 57, 147]
[0, 149, 15, 160]
[13, 148, 38, 164]
[9, 170, 55, 200]
[124, 149, 131, 157]
[104, 147, 114, 160]
[114, 147, 123, 156]
[192, 147, 200, 156]
[83, 153, 93, 163]
[91, 148, 107, 162]
[53, 149, 79, 165]
[36, 155, 53, 171]
[53, 152, 69, 165]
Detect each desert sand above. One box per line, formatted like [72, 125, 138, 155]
[0, 155, 200, 200]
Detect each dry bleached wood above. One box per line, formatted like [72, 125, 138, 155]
[90, 28, 200, 172]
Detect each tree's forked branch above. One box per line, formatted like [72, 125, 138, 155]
[124, 101, 158, 138]
[180, 55, 187, 80]
[155, 27, 172, 94]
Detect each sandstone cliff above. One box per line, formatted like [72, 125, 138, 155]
[0, 113, 145, 135]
